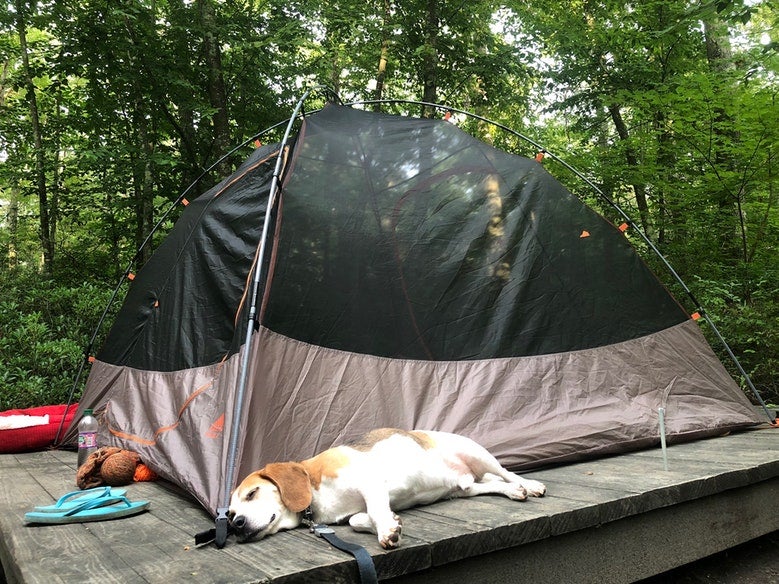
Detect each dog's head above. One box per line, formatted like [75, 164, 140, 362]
[228, 462, 312, 543]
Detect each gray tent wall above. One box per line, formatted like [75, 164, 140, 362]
[68, 104, 761, 515]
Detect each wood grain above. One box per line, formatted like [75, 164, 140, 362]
[1, 426, 777, 583]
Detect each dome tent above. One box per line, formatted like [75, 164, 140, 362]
[64, 100, 762, 539]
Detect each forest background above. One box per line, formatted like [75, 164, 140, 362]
[0, 0, 777, 411]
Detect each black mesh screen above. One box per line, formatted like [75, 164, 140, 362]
[263, 105, 687, 359]
[98, 105, 688, 370]
[97, 144, 278, 370]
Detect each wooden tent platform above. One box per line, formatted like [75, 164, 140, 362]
[1, 424, 778, 584]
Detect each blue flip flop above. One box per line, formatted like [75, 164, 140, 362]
[33, 487, 128, 513]
[24, 495, 149, 524]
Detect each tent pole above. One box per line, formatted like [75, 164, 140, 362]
[215, 88, 317, 548]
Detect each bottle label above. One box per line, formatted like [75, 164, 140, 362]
[78, 431, 98, 449]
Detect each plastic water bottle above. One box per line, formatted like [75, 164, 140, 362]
[77, 409, 99, 468]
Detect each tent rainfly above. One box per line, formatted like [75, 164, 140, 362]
[65, 102, 762, 523]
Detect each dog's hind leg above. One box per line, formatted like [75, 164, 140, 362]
[458, 474, 529, 500]
[459, 449, 547, 498]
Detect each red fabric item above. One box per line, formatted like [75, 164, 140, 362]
[0, 404, 78, 454]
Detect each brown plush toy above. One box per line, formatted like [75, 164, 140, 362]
[100, 450, 140, 486]
[76, 447, 157, 489]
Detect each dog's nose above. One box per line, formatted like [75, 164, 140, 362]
[231, 514, 246, 530]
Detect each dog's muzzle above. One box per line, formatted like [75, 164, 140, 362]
[228, 512, 274, 542]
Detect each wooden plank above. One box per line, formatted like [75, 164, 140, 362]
[33, 451, 431, 582]
[2, 428, 778, 584]
[524, 485, 650, 536]
[647, 428, 779, 459]
[401, 497, 552, 566]
[1, 450, 278, 584]
[0, 453, 146, 584]
[19, 452, 428, 582]
[537, 448, 771, 504]
[386, 477, 779, 584]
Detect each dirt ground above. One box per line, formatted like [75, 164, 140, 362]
[638, 530, 779, 583]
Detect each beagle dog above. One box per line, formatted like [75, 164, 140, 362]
[229, 428, 546, 549]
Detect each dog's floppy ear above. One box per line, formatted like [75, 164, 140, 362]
[259, 462, 312, 512]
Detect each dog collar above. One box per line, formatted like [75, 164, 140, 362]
[301, 506, 315, 527]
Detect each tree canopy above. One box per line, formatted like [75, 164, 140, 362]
[1, 0, 777, 408]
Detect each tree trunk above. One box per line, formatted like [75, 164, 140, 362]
[198, 0, 231, 175]
[703, 15, 743, 266]
[51, 82, 64, 256]
[16, 0, 54, 273]
[373, 0, 391, 110]
[654, 109, 674, 246]
[1, 58, 11, 107]
[420, 0, 438, 118]
[170, 0, 203, 192]
[133, 101, 155, 267]
[608, 104, 651, 236]
[704, 19, 733, 71]
[329, 52, 341, 97]
[6, 188, 19, 268]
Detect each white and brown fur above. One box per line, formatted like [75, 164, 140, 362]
[229, 428, 546, 549]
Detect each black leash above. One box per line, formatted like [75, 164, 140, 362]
[310, 523, 378, 584]
[302, 508, 378, 584]
[195, 509, 378, 584]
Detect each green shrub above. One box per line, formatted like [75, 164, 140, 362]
[0, 271, 118, 411]
[692, 275, 779, 408]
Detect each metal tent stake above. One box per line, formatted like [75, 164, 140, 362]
[658, 407, 669, 471]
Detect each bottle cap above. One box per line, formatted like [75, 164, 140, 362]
[84, 409, 93, 415]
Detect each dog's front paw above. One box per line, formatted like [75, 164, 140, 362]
[378, 515, 403, 549]
[507, 484, 528, 501]
[522, 479, 546, 497]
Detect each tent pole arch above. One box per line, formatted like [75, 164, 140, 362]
[347, 98, 773, 423]
[63, 92, 771, 451]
